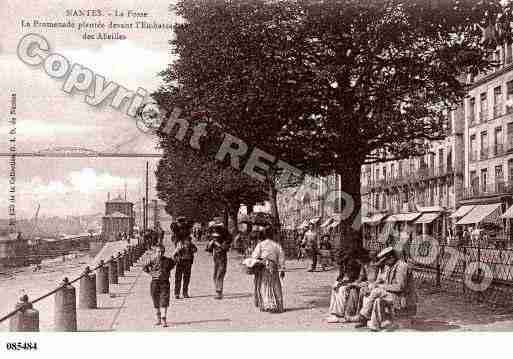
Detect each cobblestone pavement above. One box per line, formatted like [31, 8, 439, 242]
[3, 240, 513, 331]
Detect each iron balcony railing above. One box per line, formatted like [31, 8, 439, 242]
[494, 104, 503, 118]
[479, 110, 487, 122]
[494, 143, 504, 156]
[461, 180, 513, 200]
[480, 147, 489, 160]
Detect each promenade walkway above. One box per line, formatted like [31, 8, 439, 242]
[3, 240, 513, 331]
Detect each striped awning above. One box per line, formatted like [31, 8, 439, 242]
[414, 212, 441, 224]
[328, 216, 342, 229]
[385, 212, 421, 223]
[450, 205, 475, 219]
[310, 216, 321, 225]
[362, 213, 388, 226]
[456, 203, 502, 225]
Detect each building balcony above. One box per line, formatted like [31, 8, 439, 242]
[480, 147, 489, 160]
[494, 143, 504, 156]
[461, 180, 513, 200]
[493, 104, 503, 118]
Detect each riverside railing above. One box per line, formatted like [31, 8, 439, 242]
[0, 239, 151, 331]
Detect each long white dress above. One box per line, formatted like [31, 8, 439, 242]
[251, 239, 286, 313]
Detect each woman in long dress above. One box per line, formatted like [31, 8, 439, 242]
[326, 249, 375, 323]
[251, 223, 286, 313]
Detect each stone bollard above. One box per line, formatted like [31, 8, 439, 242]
[96, 260, 109, 294]
[109, 256, 118, 284]
[9, 295, 39, 332]
[117, 252, 125, 277]
[79, 267, 97, 309]
[54, 278, 77, 331]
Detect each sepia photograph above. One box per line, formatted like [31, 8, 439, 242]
[2, 0, 513, 357]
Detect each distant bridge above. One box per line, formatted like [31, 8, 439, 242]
[0, 146, 162, 158]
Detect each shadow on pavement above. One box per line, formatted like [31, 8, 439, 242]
[172, 318, 231, 326]
[408, 318, 461, 331]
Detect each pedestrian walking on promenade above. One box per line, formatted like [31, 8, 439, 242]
[206, 222, 232, 299]
[247, 218, 286, 313]
[143, 244, 176, 328]
[172, 232, 197, 299]
[303, 224, 319, 272]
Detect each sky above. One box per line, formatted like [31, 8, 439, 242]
[0, 0, 176, 218]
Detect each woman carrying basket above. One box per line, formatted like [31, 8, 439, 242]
[246, 215, 286, 313]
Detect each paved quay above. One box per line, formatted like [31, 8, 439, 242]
[3, 240, 513, 331]
[95, 243, 513, 332]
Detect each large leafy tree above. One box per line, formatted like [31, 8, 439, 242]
[154, 105, 266, 228]
[157, 0, 513, 246]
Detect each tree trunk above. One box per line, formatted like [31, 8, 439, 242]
[267, 177, 281, 240]
[336, 160, 363, 253]
[227, 202, 240, 236]
[223, 207, 229, 229]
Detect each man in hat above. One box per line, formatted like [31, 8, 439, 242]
[143, 244, 175, 327]
[207, 223, 232, 299]
[354, 246, 417, 331]
[172, 220, 197, 299]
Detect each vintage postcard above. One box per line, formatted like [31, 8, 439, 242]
[1, 0, 513, 356]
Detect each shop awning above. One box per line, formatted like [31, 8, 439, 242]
[310, 217, 321, 225]
[385, 212, 421, 223]
[363, 213, 388, 226]
[456, 203, 502, 225]
[414, 212, 441, 224]
[328, 216, 342, 229]
[320, 218, 334, 228]
[501, 205, 513, 219]
[450, 205, 475, 219]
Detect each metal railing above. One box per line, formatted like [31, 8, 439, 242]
[0, 238, 149, 330]
[480, 147, 489, 160]
[494, 143, 504, 156]
[461, 181, 512, 200]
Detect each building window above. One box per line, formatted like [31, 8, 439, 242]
[447, 149, 452, 171]
[508, 123, 513, 152]
[507, 81, 513, 114]
[509, 159, 513, 183]
[480, 131, 488, 160]
[469, 97, 476, 125]
[481, 168, 488, 192]
[494, 86, 503, 118]
[480, 92, 488, 122]
[494, 126, 503, 156]
[438, 148, 444, 175]
[390, 164, 395, 180]
[470, 134, 477, 162]
[507, 43, 513, 64]
[495, 165, 504, 191]
[470, 170, 478, 195]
